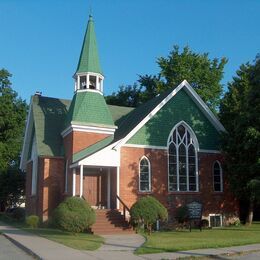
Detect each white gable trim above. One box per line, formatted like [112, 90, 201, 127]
[20, 100, 34, 171]
[114, 80, 226, 149]
[61, 124, 117, 137]
[183, 82, 226, 133]
[123, 144, 167, 150]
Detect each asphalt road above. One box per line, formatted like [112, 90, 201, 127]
[0, 234, 33, 260]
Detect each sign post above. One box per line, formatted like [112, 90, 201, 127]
[187, 201, 203, 232]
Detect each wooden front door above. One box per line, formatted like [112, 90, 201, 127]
[84, 174, 100, 206]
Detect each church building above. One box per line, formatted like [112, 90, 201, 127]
[20, 15, 238, 231]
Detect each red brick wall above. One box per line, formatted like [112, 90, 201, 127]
[120, 147, 239, 219]
[63, 131, 110, 161]
[39, 157, 65, 221]
[120, 147, 168, 209]
[26, 157, 65, 221]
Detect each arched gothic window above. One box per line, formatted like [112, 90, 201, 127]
[168, 123, 198, 192]
[139, 156, 151, 192]
[213, 161, 223, 192]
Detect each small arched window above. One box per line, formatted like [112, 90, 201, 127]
[168, 122, 198, 192]
[139, 157, 151, 192]
[213, 161, 223, 192]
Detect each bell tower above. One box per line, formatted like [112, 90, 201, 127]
[74, 15, 104, 93]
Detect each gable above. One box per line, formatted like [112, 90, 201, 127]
[127, 89, 221, 150]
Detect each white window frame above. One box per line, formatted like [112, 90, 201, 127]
[167, 121, 199, 192]
[213, 161, 223, 192]
[209, 213, 223, 227]
[139, 156, 151, 192]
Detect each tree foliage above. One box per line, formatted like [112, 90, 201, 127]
[220, 56, 260, 224]
[130, 196, 168, 234]
[0, 168, 25, 211]
[106, 45, 227, 113]
[0, 69, 27, 171]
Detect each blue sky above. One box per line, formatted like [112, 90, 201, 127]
[0, 0, 259, 102]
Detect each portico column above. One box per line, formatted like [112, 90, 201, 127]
[72, 168, 76, 196]
[80, 164, 83, 198]
[116, 166, 120, 209]
[107, 168, 111, 209]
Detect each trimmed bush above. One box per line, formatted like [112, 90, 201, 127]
[175, 205, 189, 224]
[26, 215, 39, 228]
[9, 207, 25, 221]
[53, 197, 95, 233]
[130, 196, 168, 234]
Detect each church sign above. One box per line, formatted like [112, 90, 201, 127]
[187, 201, 202, 219]
[187, 201, 203, 231]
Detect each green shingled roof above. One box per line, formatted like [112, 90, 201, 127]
[64, 91, 116, 129]
[28, 95, 134, 159]
[32, 95, 70, 157]
[76, 15, 102, 74]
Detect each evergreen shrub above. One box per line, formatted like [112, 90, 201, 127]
[130, 196, 168, 234]
[9, 207, 25, 221]
[26, 215, 39, 228]
[53, 197, 95, 233]
[175, 205, 189, 224]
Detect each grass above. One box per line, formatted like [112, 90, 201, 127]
[23, 227, 104, 251]
[0, 213, 104, 251]
[136, 222, 260, 254]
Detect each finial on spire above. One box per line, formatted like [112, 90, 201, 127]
[89, 5, 93, 19]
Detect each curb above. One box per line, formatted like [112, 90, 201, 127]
[3, 233, 42, 260]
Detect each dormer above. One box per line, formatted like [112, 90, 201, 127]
[74, 15, 104, 94]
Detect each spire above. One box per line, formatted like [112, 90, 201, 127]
[76, 15, 102, 75]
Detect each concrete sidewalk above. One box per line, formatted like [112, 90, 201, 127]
[1, 222, 260, 260]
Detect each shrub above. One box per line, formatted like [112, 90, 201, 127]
[9, 207, 25, 221]
[175, 205, 189, 224]
[26, 215, 39, 228]
[130, 196, 168, 234]
[53, 197, 95, 233]
[201, 219, 209, 228]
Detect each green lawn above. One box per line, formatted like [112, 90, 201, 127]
[0, 214, 104, 251]
[24, 227, 104, 251]
[137, 222, 260, 254]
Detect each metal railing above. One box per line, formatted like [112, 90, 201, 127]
[116, 195, 130, 223]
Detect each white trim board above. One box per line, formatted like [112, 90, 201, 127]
[114, 80, 226, 150]
[61, 124, 117, 137]
[123, 144, 167, 150]
[20, 99, 34, 171]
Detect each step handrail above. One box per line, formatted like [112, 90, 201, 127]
[116, 195, 130, 223]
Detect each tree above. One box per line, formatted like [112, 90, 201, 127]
[105, 84, 141, 107]
[0, 69, 27, 211]
[0, 168, 25, 211]
[106, 45, 227, 113]
[220, 56, 260, 225]
[0, 69, 27, 170]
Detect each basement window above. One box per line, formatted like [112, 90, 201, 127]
[209, 214, 222, 227]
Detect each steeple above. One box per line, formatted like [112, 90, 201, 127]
[74, 15, 104, 93]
